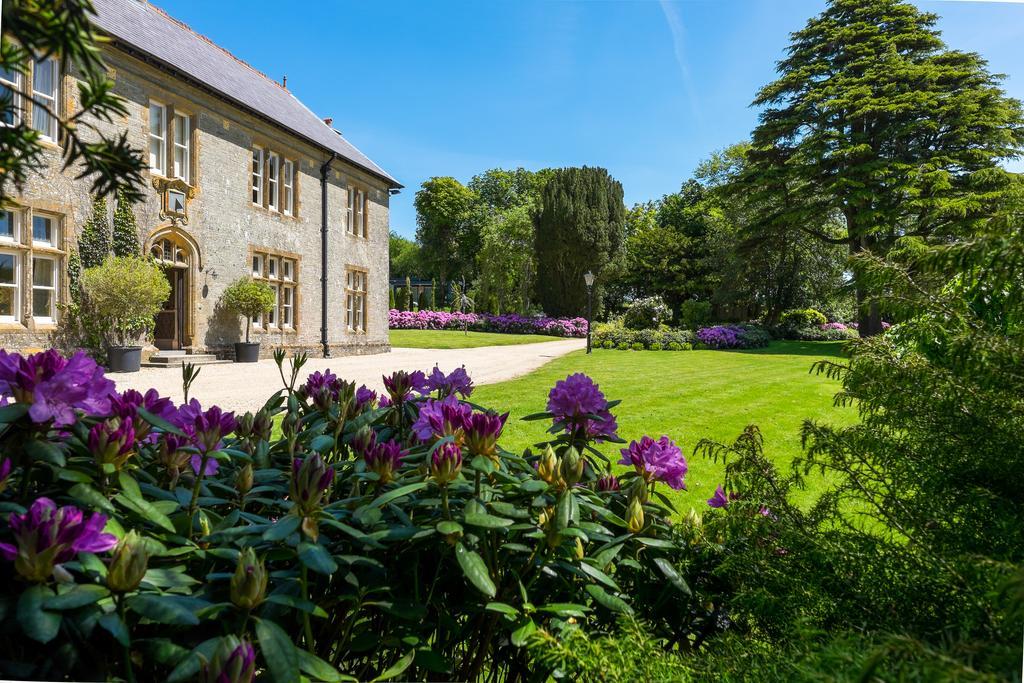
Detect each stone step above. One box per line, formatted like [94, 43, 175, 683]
[142, 354, 231, 368]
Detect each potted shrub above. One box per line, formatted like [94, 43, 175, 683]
[81, 256, 170, 372]
[221, 277, 275, 362]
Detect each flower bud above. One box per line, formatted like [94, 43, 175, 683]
[573, 537, 585, 560]
[430, 442, 463, 485]
[89, 417, 136, 470]
[559, 447, 584, 487]
[351, 425, 376, 459]
[0, 458, 12, 494]
[290, 454, 334, 518]
[627, 496, 645, 534]
[630, 476, 649, 504]
[234, 412, 255, 439]
[252, 409, 273, 441]
[230, 547, 267, 610]
[200, 636, 256, 683]
[106, 530, 149, 593]
[597, 473, 620, 492]
[235, 463, 254, 497]
[537, 446, 561, 487]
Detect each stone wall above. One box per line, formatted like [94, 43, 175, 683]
[1, 41, 393, 359]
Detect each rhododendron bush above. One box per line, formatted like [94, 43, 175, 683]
[389, 309, 588, 338]
[0, 349, 720, 681]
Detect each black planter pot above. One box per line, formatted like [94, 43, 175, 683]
[234, 342, 261, 363]
[107, 346, 142, 373]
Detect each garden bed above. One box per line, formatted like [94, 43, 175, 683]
[389, 309, 587, 338]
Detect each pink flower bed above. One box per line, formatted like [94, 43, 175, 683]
[388, 310, 587, 338]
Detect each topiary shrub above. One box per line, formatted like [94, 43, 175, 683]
[623, 296, 671, 330]
[81, 256, 169, 347]
[617, 342, 630, 350]
[779, 308, 827, 329]
[631, 342, 645, 351]
[221, 277, 275, 343]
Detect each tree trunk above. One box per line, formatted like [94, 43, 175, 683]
[850, 233, 884, 336]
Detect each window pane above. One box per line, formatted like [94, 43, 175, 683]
[0, 211, 13, 239]
[174, 115, 188, 144]
[33, 258, 54, 286]
[252, 255, 261, 276]
[32, 215, 52, 243]
[32, 102, 54, 137]
[32, 289, 53, 318]
[0, 287, 14, 318]
[0, 253, 15, 284]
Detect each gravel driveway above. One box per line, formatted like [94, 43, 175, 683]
[111, 338, 585, 412]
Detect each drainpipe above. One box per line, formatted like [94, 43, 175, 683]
[320, 153, 337, 358]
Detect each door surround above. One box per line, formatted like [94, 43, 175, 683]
[146, 226, 201, 350]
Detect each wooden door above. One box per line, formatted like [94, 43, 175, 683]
[153, 268, 185, 350]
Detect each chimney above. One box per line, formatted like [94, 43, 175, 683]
[323, 117, 333, 127]
[282, 75, 288, 88]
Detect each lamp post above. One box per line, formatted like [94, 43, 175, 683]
[584, 271, 595, 354]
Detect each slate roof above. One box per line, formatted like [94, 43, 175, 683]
[90, 0, 400, 188]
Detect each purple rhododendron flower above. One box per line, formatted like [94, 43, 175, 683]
[175, 399, 237, 453]
[546, 373, 619, 442]
[707, 484, 740, 509]
[0, 458, 12, 493]
[0, 497, 117, 581]
[464, 410, 507, 458]
[388, 310, 587, 338]
[355, 385, 377, 411]
[110, 388, 175, 441]
[88, 417, 137, 469]
[596, 473, 621, 492]
[0, 349, 114, 427]
[411, 394, 473, 443]
[618, 435, 688, 490]
[191, 454, 220, 476]
[430, 441, 463, 484]
[364, 440, 407, 484]
[382, 370, 428, 404]
[424, 365, 474, 398]
[300, 370, 340, 401]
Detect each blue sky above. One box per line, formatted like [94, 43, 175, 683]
[155, 0, 1024, 238]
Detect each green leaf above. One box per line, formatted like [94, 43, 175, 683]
[555, 490, 571, 531]
[18, 585, 61, 643]
[68, 483, 115, 513]
[265, 594, 328, 618]
[577, 560, 620, 591]
[25, 438, 65, 466]
[537, 602, 590, 617]
[310, 434, 335, 453]
[44, 584, 108, 610]
[98, 612, 130, 646]
[142, 568, 200, 589]
[256, 617, 300, 683]
[137, 406, 186, 436]
[435, 521, 463, 535]
[0, 402, 29, 423]
[463, 513, 513, 529]
[298, 542, 338, 575]
[455, 543, 496, 598]
[372, 649, 415, 682]
[519, 480, 548, 493]
[585, 584, 633, 615]
[520, 411, 552, 421]
[367, 482, 427, 509]
[128, 594, 199, 625]
[114, 493, 175, 532]
[485, 602, 519, 617]
[263, 515, 301, 541]
[297, 648, 342, 682]
[511, 618, 538, 647]
[653, 557, 692, 596]
[167, 637, 221, 683]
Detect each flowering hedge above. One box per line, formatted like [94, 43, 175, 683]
[0, 349, 724, 681]
[389, 309, 588, 338]
[694, 324, 771, 350]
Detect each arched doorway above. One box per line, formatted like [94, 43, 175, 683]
[146, 227, 201, 350]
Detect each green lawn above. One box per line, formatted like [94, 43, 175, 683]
[473, 341, 856, 511]
[389, 329, 568, 349]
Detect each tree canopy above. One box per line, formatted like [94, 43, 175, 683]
[745, 0, 1024, 333]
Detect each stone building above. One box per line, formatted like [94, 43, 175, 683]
[0, 0, 400, 358]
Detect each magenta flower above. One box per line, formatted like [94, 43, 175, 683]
[109, 388, 175, 441]
[546, 373, 619, 443]
[190, 454, 219, 476]
[463, 411, 508, 459]
[351, 427, 377, 459]
[707, 485, 739, 509]
[174, 399, 237, 453]
[0, 350, 114, 427]
[382, 370, 428, 404]
[618, 435, 688, 490]
[424, 365, 474, 398]
[0, 497, 117, 582]
[0, 458, 12, 493]
[364, 440, 407, 485]
[355, 385, 377, 412]
[201, 636, 256, 683]
[411, 394, 473, 443]
[430, 442, 463, 484]
[88, 417, 137, 469]
[596, 473, 621, 492]
[290, 454, 334, 517]
[299, 370, 351, 411]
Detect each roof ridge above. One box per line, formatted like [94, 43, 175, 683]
[147, 2, 289, 92]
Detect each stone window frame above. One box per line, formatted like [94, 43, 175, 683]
[148, 97, 196, 186]
[267, 152, 280, 212]
[2, 43, 66, 147]
[172, 111, 192, 184]
[249, 138, 300, 219]
[31, 54, 60, 142]
[0, 203, 65, 330]
[249, 246, 300, 333]
[344, 266, 368, 333]
[0, 63, 22, 127]
[345, 185, 369, 239]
